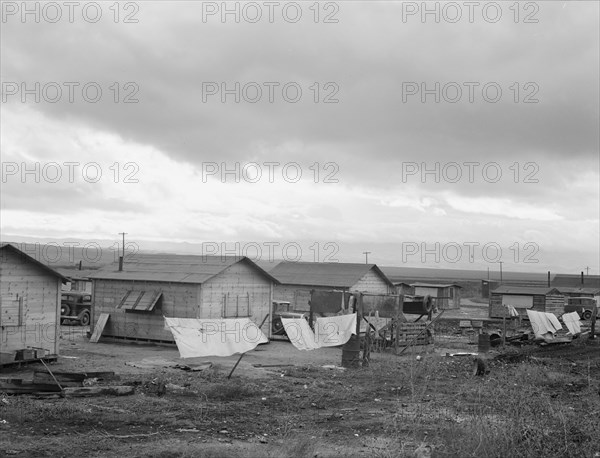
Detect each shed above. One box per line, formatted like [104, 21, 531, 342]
[393, 282, 414, 296]
[410, 283, 462, 310]
[0, 243, 67, 361]
[88, 255, 278, 342]
[551, 274, 600, 289]
[270, 262, 394, 312]
[489, 286, 564, 318]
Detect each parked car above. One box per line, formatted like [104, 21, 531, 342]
[564, 296, 598, 320]
[271, 300, 309, 336]
[61, 292, 92, 326]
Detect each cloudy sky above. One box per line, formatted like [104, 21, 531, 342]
[1, 1, 598, 273]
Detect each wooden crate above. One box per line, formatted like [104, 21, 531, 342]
[396, 323, 431, 346]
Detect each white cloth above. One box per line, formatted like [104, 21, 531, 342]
[526, 310, 562, 339]
[281, 318, 320, 351]
[315, 314, 357, 347]
[164, 317, 268, 358]
[506, 305, 519, 317]
[282, 313, 357, 350]
[561, 312, 581, 335]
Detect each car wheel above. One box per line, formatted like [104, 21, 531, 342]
[582, 310, 592, 320]
[272, 320, 285, 336]
[79, 310, 91, 326]
[61, 304, 71, 317]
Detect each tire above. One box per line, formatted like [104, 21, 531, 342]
[79, 310, 91, 326]
[272, 319, 285, 336]
[422, 295, 433, 313]
[582, 310, 592, 320]
[61, 304, 71, 317]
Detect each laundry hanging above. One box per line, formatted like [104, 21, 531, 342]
[315, 313, 357, 347]
[164, 317, 268, 358]
[561, 312, 581, 335]
[525, 310, 562, 339]
[282, 313, 357, 351]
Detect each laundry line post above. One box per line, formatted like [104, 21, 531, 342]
[227, 314, 270, 379]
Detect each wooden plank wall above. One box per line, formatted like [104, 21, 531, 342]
[92, 279, 198, 341]
[0, 248, 60, 354]
[353, 270, 391, 295]
[201, 261, 272, 335]
[489, 293, 548, 318]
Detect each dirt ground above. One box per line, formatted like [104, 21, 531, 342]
[1, 314, 599, 458]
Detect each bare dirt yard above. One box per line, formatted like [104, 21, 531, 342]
[1, 318, 599, 458]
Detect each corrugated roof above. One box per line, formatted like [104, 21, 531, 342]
[269, 261, 394, 288]
[411, 282, 462, 289]
[491, 286, 561, 295]
[88, 254, 278, 284]
[1, 243, 68, 282]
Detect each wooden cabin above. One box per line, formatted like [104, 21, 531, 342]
[88, 254, 278, 342]
[410, 283, 462, 310]
[489, 286, 564, 318]
[0, 243, 67, 363]
[270, 262, 394, 312]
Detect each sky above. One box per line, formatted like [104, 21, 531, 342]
[1, 1, 599, 274]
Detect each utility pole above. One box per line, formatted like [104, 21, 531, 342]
[118, 232, 127, 258]
[499, 261, 503, 284]
[118, 232, 127, 271]
[363, 251, 371, 264]
[585, 266, 590, 275]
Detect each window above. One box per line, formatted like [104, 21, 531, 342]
[502, 295, 533, 308]
[222, 293, 251, 318]
[117, 290, 162, 312]
[1, 295, 23, 326]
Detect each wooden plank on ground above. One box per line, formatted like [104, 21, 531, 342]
[62, 385, 135, 397]
[90, 313, 110, 343]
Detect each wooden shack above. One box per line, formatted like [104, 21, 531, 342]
[0, 243, 67, 363]
[489, 286, 564, 318]
[410, 283, 461, 310]
[270, 261, 394, 312]
[88, 254, 278, 342]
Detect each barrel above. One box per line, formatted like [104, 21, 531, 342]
[478, 332, 490, 353]
[341, 335, 361, 368]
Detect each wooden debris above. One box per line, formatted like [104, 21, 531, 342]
[62, 385, 135, 398]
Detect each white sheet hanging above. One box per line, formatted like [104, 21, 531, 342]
[164, 317, 268, 358]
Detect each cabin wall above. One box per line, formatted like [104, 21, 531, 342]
[0, 248, 60, 355]
[353, 270, 391, 295]
[201, 261, 272, 336]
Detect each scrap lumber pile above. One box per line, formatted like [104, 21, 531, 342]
[0, 370, 134, 398]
